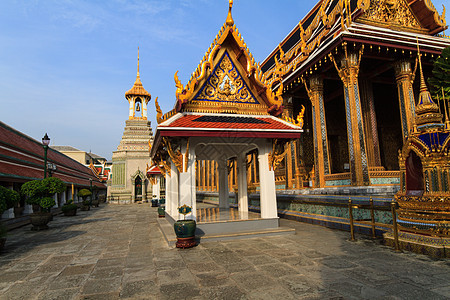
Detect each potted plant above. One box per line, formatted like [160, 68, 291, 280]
[0, 186, 20, 216]
[21, 177, 65, 230]
[158, 205, 165, 218]
[61, 200, 78, 216]
[91, 186, 99, 207]
[81, 200, 90, 211]
[78, 189, 92, 211]
[0, 186, 18, 250]
[0, 223, 6, 251]
[151, 195, 159, 207]
[174, 205, 196, 248]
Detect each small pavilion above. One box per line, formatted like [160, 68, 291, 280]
[151, 1, 303, 229]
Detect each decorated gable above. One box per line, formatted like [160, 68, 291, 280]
[193, 51, 259, 105]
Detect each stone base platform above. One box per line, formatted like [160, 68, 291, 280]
[158, 207, 295, 247]
[384, 231, 450, 258]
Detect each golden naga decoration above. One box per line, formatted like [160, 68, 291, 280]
[283, 105, 305, 129]
[155, 97, 163, 124]
[163, 137, 183, 173]
[268, 139, 288, 171]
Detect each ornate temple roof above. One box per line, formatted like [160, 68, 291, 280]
[260, 0, 449, 85]
[165, 0, 284, 118]
[125, 48, 151, 100]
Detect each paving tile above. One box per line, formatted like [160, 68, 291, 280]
[120, 279, 158, 298]
[159, 282, 201, 300]
[0, 204, 449, 300]
[157, 268, 196, 285]
[60, 264, 95, 276]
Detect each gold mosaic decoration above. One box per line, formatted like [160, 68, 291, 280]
[195, 52, 257, 104]
[359, 0, 421, 30]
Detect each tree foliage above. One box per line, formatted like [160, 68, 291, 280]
[78, 189, 92, 200]
[0, 186, 20, 214]
[428, 46, 450, 101]
[21, 177, 65, 210]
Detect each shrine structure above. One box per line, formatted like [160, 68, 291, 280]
[108, 50, 154, 203]
[254, 0, 449, 193]
[151, 1, 303, 234]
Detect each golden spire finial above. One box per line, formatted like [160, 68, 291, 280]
[414, 37, 442, 127]
[416, 39, 428, 94]
[137, 47, 140, 77]
[226, 0, 234, 26]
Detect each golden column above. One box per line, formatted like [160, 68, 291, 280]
[305, 75, 330, 188]
[330, 46, 370, 186]
[202, 160, 206, 191]
[282, 97, 295, 189]
[394, 59, 416, 143]
[360, 79, 382, 168]
[206, 160, 210, 191]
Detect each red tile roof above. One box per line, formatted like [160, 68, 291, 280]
[147, 165, 162, 175]
[160, 114, 298, 131]
[0, 122, 105, 188]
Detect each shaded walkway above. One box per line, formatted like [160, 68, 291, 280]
[0, 204, 449, 299]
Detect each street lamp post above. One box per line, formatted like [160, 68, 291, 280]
[89, 178, 93, 201]
[42, 133, 50, 178]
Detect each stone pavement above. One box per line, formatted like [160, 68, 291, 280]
[0, 204, 449, 300]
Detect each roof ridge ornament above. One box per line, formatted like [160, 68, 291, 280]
[226, 0, 234, 26]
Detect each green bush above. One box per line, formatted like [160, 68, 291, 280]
[78, 189, 92, 200]
[82, 199, 90, 206]
[40, 197, 56, 210]
[61, 202, 78, 212]
[0, 186, 20, 212]
[21, 178, 65, 211]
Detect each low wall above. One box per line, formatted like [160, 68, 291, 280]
[197, 191, 394, 237]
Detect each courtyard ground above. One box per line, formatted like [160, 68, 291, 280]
[0, 204, 449, 299]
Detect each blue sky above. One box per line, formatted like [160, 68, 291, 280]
[0, 1, 448, 160]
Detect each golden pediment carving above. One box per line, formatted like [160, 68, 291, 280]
[196, 53, 257, 104]
[360, 0, 422, 30]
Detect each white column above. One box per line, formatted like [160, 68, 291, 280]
[218, 160, 229, 209]
[258, 141, 278, 219]
[154, 178, 161, 199]
[165, 172, 172, 215]
[168, 162, 179, 218]
[74, 189, 78, 203]
[129, 99, 134, 118]
[2, 208, 14, 219]
[237, 154, 248, 213]
[178, 144, 196, 220]
[24, 204, 33, 214]
[143, 101, 148, 119]
[53, 194, 58, 208]
[61, 191, 66, 205]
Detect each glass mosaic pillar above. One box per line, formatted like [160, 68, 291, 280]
[339, 53, 370, 186]
[360, 79, 382, 168]
[309, 75, 330, 188]
[394, 59, 416, 143]
[283, 97, 294, 189]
